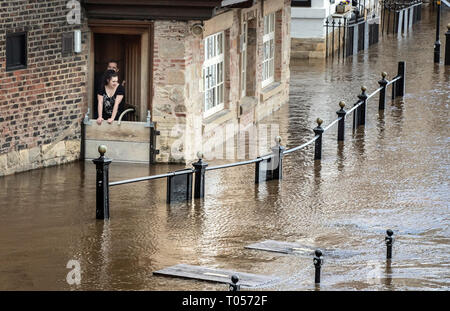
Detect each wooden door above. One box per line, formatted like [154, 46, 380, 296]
[124, 36, 142, 120]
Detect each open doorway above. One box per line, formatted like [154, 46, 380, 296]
[88, 21, 152, 122]
[93, 34, 141, 121]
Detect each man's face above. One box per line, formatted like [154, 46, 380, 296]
[107, 62, 118, 72]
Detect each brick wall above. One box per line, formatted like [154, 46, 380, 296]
[0, 0, 89, 176]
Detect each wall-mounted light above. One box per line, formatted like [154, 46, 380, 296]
[74, 29, 81, 53]
[190, 23, 204, 37]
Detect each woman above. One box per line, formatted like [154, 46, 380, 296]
[96, 70, 125, 125]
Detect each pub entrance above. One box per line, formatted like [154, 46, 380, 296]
[82, 22, 158, 164]
[88, 21, 152, 122]
[93, 33, 141, 121]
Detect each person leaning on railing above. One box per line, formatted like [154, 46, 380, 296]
[96, 70, 125, 125]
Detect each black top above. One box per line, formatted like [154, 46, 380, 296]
[97, 85, 125, 120]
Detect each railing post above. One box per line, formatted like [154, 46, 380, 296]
[325, 19, 329, 59]
[229, 275, 240, 291]
[391, 76, 397, 99]
[336, 101, 347, 141]
[385, 229, 394, 260]
[271, 136, 285, 180]
[193, 152, 208, 199]
[313, 118, 324, 160]
[378, 72, 388, 110]
[434, 1, 441, 63]
[445, 24, 450, 66]
[357, 86, 368, 126]
[396, 61, 406, 97]
[313, 249, 323, 284]
[92, 145, 112, 220]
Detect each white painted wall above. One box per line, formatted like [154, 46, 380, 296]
[291, 0, 336, 39]
[291, 0, 380, 39]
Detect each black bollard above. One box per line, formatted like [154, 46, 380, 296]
[434, 2, 441, 63]
[396, 61, 406, 97]
[336, 101, 347, 141]
[92, 145, 112, 220]
[385, 229, 394, 260]
[357, 86, 368, 126]
[229, 275, 240, 291]
[193, 152, 208, 199]
[378, 72, 388, 110]
[445, 23, 450, 66]
[313, 249, 323, 284]
[313, 118, 324, 160]
[270, 136, 285, 180]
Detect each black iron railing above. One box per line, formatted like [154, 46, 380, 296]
[380, 0, 422, 35]
[324, 15, 379, 60]
[92, 61, 407, 220]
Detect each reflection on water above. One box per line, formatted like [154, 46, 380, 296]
[0, 8, 449, 290]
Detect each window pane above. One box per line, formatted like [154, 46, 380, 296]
[208, 37, 213, 59]
[218, 62, 223, 83]
[219, 84, 223, 104]
[217, 33, 223, 55]
[270, 39, 274, 58]
[264, 42, 270, 61]
[264, 15, 268, 35]
[270, 59, 274, 78]
[270, 13, 275, 32]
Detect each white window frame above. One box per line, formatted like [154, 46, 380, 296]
[262, 13, 275, 89]
[203, 32, 225, 118]
[241, 21, 248, 98]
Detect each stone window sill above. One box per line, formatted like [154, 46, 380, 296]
[203, 108, 232, 125]
[260, 82, 283, 102]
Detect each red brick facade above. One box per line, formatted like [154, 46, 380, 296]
[0, 1, 89, 175]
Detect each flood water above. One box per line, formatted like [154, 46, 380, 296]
[0, 7, 449, 291]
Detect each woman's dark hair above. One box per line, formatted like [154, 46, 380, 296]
[102, 69, 119, 88]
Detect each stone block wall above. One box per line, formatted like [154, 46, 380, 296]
[0, 0, 89, 176]
[152, 0, 291, 163]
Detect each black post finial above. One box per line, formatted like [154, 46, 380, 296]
[98, 145, 107, 157]
[314, 249, 323, 284]
[385, 229, 394, 260]
[229, 274, 240, 291]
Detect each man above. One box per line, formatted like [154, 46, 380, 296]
[105, 60, 126, 87]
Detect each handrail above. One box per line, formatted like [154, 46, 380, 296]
[118, 108, 136, 125]
[206, 158, 263, 171]
[323, 117, 342, 132]
[366, 87, 384, 100]
[386, 75, 401, 86]
[346, 100, 363, 115]
[109, 169, 193, 187]
[284, 135, 319, 155]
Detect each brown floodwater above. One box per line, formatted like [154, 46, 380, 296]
[0, 7, 449, 291]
